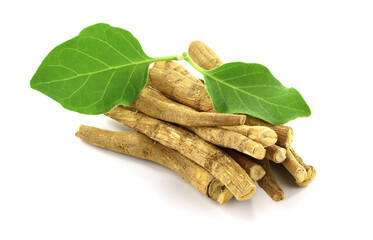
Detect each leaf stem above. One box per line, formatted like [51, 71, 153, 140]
[183, 52, 208, 74]
[153, 52, 208, 75]
[152, 53, 185, 62]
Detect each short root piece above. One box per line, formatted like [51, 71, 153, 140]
[256, 159, 285, 202]
[188, 40, 224, 70]
[224, 149, 266, 181]
[188, 126, 266, 160]
[282, 148, 307, 183]
[220, 125, 277, 147]
[265, 145, 287, 163]
[290, 147, 316, 187]
[245, 116, 294, 148]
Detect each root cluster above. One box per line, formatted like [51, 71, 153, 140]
[75, 41, 316, 204]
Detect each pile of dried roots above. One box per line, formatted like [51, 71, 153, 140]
[75, 41, 316, 204]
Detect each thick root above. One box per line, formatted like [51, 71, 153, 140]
[75, 125, 233, 204]
[131, 86, 246, 126]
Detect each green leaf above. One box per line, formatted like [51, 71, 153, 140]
[30, 23, 156, 114]
[202, 62, 311, 125]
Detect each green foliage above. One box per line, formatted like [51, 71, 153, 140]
[30, 23, 311, 124]
[202, 62, 311, 125]
[30, 23, 155, 114]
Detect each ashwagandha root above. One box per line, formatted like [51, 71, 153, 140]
[220, 125, 277, 147]
[265, 145, 287, 163]
[245, 116, 294, 148]
[208, 179, 234, 204]
[105, 106, 256, 201]
[289, 147, 316, 187]
[131, 86, 246, 126]
[75, 125, 233, 204]
[224, 149, 266, 181]
[255, 159, 285, 202]
[148, 61, 214, 112]
[188, 41, 224, 71]
[152, 61, 193, 77]
[187, 126, 266, 160]
[282, 148, 307, 183]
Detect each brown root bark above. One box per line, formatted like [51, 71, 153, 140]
[188, 126, 266, 160]
[220, 125, 277, 147]
[224, 149, 266, 181]
[289, 147, 316, 187]
[265, 145, 287, 163]
[245, 116, 294, 148]
[282, 148, 307, 183]
[256, 159, 285, 202]
[188, 41, 224, 70]
[148, 61, 214, 112]
[105, 106, 256, 201]
[131, 86, 246, 126]
[75, 125, 233, 204]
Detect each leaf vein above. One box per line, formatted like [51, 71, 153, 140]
[61, 74, 91, 101]
[63, 47, 111, 67]
[32, 61, 152, 86]
[207, 74, 301, 112]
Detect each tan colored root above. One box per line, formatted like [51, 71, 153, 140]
[220, 125, 277, 147]
[289, 147, 316, 187]
[75, 125, 233, 204]
[188, 126, 265, 160]
[75, 125, 233, 203]
[188, 41, 224, 70]
[208, 179, 233, 204]
[148, 62, 214, 112]
[282, 148, 307, 183]
[224, 149, 266, 181]
[296, 166, 316, 187]
[256, 159, 285, 202]
[105, 106, 256, 201]
[265, 145, 287, 163]
[131, 86, 246, 126]
[152, 61, 195, 78]
[245, 116, 294, 148]
[270, 126, 294, 148]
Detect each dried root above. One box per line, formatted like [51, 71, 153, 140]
[131, 86, 246, 126]
[220, 125, 277, 147]
[188, 40, 224, 71]
[75, 125, 233, 204]
[187, 126, 266, 160]
[282, 148, 307, 183]
[148, 61, 214, 112]
[265, 145, 287, 163]
[245, 116, 294, 148]
[224, 149, 266, 181]
[256, 159, 285, 202]
[290, 147, 316, 186]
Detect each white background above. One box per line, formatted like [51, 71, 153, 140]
[1, 0, 372, 239]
